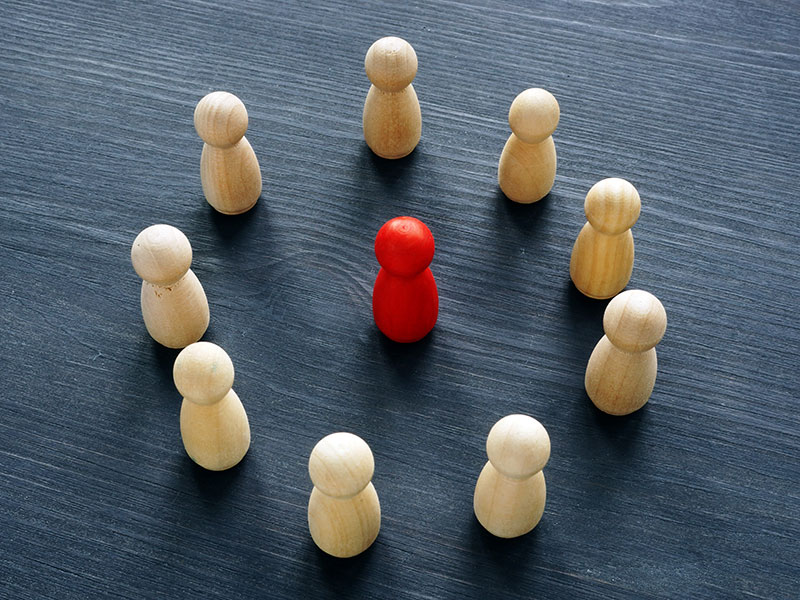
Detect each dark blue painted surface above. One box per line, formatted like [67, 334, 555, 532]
[1, 1, 798, 598]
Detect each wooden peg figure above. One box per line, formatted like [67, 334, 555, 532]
[585, 290, 667, 415]
[173, 342, 250, 470]
[372, 216, 439, 343]
[570, 178, 641, 299]
[474, 415, 550, 538]
[498, 88, 560, 203]
[308, 432, 381, 558]
[131, 224, 209, 348]
[194, 91, 262, 214]
[362, 36, 421, 159]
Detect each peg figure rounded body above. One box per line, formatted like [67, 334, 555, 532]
[372, 216, 439, 343]
[585, 290, 667, 415]
[195, 91, 262, 214]
[174, 342, 250, 470]
[131, 224, 209, 348]
[363, 37, 421, 159]
[498, 88, 560, 203]
[474, 414, 550, 538]
[307, 432, 381, 558]
[570, 178, 641, 299]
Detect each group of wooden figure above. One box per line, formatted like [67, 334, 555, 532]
[129, 36, 668, 557]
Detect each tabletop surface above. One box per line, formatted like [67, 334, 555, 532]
[2, 1, 799, 598]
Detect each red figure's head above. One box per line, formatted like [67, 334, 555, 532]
[375, 216, 435, 277]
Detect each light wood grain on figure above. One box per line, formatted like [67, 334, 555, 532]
[195, 91, 262, 214]
[307, 432, 381, 558]
[498, 88, 559, 203]
[585, 290, 667, 415]
[474, 415, 550, 538]
[570, 178, 640, 299]
[174, 342, 250, 470]
[131, 224, 209, 349]
[362, 37, 421, 159]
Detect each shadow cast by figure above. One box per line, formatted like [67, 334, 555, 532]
[150, 341, 181, 390]
[207, 197, 262, 242]
[362, 143, 419, 188]
[483, 189, 554, 286]
[176, 453, 249, 507]
[464, 515, 546, 592]
[586, 398, 647, 456]
[116, 337, 180, 431]
[564, 280, 608, 341]
[495, 188, 552, 236]
[337, 143, 424, 228]
[296, 537, 377, 598]
[150, 324, 226, 370]
[164, 453, 253, 542]
[348, 326, 438, 413]
[376, 327, 436, 380]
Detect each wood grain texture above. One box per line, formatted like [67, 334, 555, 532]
[1, 1, 798, 599]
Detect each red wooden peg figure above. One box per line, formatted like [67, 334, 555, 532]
[372, 216, 439, 343]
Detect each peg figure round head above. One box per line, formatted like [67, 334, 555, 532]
[584, 178, 641, 235]
[486, 414, 550, 479]
[365, 36, 418, 92]
[508, 88, 560, 145]
[309, 432, 374, 498]
[173, 342, 235, 405]
[131, 224, 192, 286]
[194, 91, 248, 148]
[375, 216, 435, 277]
[603, 290, 667, 353]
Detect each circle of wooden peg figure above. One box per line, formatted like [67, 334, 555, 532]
[194, 91, 262, 215]
[173, 342, 251, 471]
[362, 36, 421, 159]
[585, 289, 667, 415]
[372, 216, 439, 343]
[498, 88, 560, 204]
[307, 432, 381, 558]
[570, 178, 641, 299]
[474, 414, 550, 538]
[131, 224, 209, 349]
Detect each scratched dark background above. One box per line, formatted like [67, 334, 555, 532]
[1, 1, 798, 598]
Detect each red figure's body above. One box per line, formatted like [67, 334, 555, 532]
[372, 217, 439, 343]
